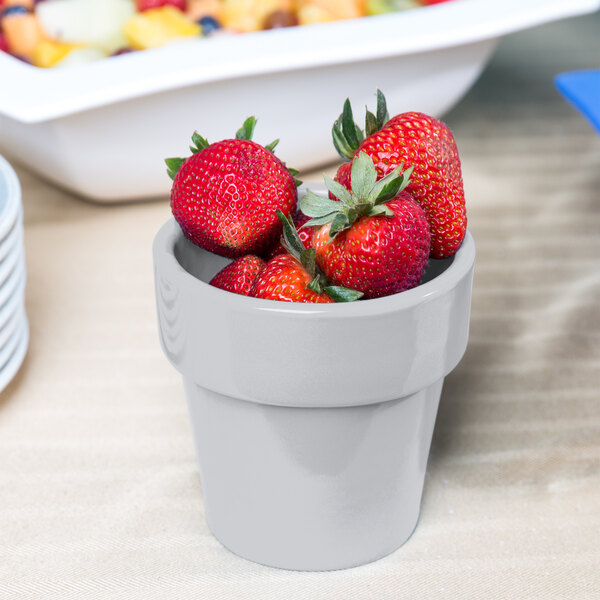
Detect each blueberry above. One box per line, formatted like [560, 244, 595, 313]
[198, 15, 221, 36]
[1, 6, 30, 20]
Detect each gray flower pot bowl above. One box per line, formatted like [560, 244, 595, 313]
[152, 186, 475, 571]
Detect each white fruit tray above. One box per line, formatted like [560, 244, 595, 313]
[0, 0, 598, 202]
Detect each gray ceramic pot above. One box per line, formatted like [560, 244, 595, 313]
[153, 185, 475, 571]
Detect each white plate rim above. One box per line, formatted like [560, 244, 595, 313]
[0, 273, 25, 329]
[0, 315, 28, 394]
[0, 235, 23, 286]
[0, 316, 25, 372]
[0, 156, 22, 241]
[0, 255, 25, 309]
[0, 303, 22, 349]
[0, 211, 23, 263]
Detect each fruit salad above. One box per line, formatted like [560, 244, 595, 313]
[0, 0, 454, 69]
[167, 90, 467, 303]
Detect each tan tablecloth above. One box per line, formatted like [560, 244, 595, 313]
[1, 13, 600, 600]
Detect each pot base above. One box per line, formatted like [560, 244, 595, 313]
[184, 377, 444, 571]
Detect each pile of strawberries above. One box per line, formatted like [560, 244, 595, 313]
[167, 90, 467, 303]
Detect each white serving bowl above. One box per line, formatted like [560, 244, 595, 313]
[0, 0, 598, 202]
[152, 183, 476, 570]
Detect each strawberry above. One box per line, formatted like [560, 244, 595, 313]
[328, 161, 351, 201]
[167, 118, 298, 259]
[332, 90, 466, 259]
[137, 0, 186, 12]
[250, 211, 363, 303]
[250, 254, 334, 303]
[210, 255, 265, 296]
[301, 152, 430, 299]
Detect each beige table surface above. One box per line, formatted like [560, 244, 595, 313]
[2, 13, 600, 600]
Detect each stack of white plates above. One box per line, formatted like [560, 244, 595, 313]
[0, 155, 28, 393]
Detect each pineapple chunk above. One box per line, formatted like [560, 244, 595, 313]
[222, 0, 293, 32]
[32, 39, 81, 68]
[124, 6, 202, 50]
[297, 0, 365, 24]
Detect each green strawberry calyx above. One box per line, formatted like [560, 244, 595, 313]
[299, 152, 413, 238]
[164, 117, 290, 181]
[275, 210, 363, 302]
[332, 89, 390, 161]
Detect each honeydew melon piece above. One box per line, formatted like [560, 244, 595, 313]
[54, 47, 108, 68]
[366, 0, 421, 15]
[36, 0, 135, 54]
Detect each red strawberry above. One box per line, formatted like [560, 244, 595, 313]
[332, 90, 466, 259]
[136, 0, 186, 11]
[301, 153, 430, 299]
[210, 255, 265, 296]
[250, 254, 334, 303]
[328, 161, 351, 201]
[167, 118, 298, 258]
[250, 211, 363, 303]
[266, 210, 313, 259]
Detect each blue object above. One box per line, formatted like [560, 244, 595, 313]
[1, 6, 30, 19]
[198, 16, 221, 36]
[555, 70, 600, 135]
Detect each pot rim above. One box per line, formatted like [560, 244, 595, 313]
[154, 217, 475, 318]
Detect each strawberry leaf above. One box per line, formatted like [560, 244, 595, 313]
[398, 165, 414, 192]
[323, 175, 353, 206]
[371, 164, 404, 203]
[300, 190, 343, 218]
[300, 248, 317, 278]
[287, 167, 303, 187]
[332, 99, 364, 160]
[306, 276, 324, 295]
[165, 157, 185, 180]
[277, 209, 306, 260]
[332, 118, 355, 160]
[324, 286, 364, 302]
[341, 99, 363, 149]
[376, 89, 390, 130]
[265, 139, 279, 152]
[329, 212, 350, 237]
[190, 131, 209, 153]
[369, 204, 395, 217]
[350, 152, 377, 199]
[304, 214, 337, 228]
[365, 109, 379, 137]
[236, 116, 256, 140]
